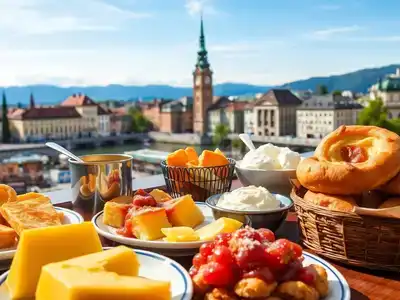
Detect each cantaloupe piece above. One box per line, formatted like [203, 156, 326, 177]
[186, 159, 199, 168]
[185, 147, 198, 162]
[198, 150, 229, 167]
[166, 149, 188, 167]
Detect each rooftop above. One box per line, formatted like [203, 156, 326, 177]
[255, 89, 302, 106]
[298, 95, 363, 110]
[9, 107, 81, 120]
[61, 93, 97, 106]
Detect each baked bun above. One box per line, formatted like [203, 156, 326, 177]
[379, 197, 400, 209]
[297, 125, 400, 195]
[380, 172, 400, 195]
[303, 190, 357, 212]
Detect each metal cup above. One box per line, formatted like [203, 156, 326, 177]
[69, 154, 133, 217]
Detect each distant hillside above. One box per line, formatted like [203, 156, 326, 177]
[280, 64, 400, 92]
[0, 83, 271, 105]
[1, 64, 399, 105]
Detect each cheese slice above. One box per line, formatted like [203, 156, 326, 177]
[52, 246, 140, 276]
[36, 246, 170, 300]
[7, 222, 102, 299]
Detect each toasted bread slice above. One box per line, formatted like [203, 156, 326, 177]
[0, 197, 61, 235]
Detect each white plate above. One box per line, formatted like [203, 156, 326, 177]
[0, 248, 193, 300]
[92, 202, 214, 256]
[303, 252, 350, 300]
[0, 207, 84, 261]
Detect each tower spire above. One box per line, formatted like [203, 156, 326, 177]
[196, 15, 210, 70]
[29, 92, 35, 108]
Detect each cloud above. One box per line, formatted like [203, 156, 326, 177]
[309, 25, 363, 40]
[185, 0, 217, 16]
[0, 0, 153, 35]
[318, 4, 341, 11]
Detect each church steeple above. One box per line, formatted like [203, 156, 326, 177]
[196, 16, 210, 70]
[29, 92, 35, 108]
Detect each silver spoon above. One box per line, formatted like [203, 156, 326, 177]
[45, 142, 84, 163]
[239, 133, 256, 151]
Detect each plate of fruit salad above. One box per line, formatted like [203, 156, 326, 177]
[190, 226, 350, 300]
[92, 189, 243, 256]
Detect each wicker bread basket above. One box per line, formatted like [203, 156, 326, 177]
[291, 185, 400, 272]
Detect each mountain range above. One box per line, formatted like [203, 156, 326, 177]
[1, 64, 399, 105]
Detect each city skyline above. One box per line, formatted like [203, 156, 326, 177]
[1, 0, 400, 87]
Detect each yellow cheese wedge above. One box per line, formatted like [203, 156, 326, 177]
[54, 246, 140, 276]
[36, 247, 170, 300]
[195, 217, 243, 241]
[7, 222, 102, 299]
[36, 266, 171, 300]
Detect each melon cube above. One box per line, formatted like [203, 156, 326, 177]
[165, 195, 205, 228]
[131, 207, 172, 241]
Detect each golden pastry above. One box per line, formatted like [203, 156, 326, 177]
[304, 190, 357, 212]
[297, 125, 400, 195]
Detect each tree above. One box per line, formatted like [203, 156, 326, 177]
[357, 98, 400, 134]
[128, 107, 151, 133]
[2, 91, 11, 143]
[212, 124, 229, 146]
[316, 84, 329, 95]
[332, 90, 342, 96]
[231, 138, 242, 150]
[357, 98, 388, 127]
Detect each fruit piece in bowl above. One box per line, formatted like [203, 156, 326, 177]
[236, 143, 301, 196]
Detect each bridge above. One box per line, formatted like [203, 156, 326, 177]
[0, 133, 148, 160]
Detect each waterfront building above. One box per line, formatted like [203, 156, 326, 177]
[159, 96, 193, 133]
[369, 68, 400, 119]
[9, 93, 111, 141]
[110, 107, 132, 134]
[244, 101, 255, 135]
[207, 96, 246, 134]
[296, 95, 362, 138]
[253, 89, 301, 137]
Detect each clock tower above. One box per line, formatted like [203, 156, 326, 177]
[193, 17, 213, 135]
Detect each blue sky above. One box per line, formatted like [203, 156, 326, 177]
[1, 0, 400, 87]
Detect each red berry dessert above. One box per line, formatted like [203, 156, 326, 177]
[191, 226, 329, 300]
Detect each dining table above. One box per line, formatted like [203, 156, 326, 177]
[34, 174, 400, 300]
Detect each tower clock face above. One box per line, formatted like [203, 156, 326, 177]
[204, 76, 211, 85]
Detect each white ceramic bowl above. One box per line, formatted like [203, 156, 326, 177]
[235, 161, 297, 197]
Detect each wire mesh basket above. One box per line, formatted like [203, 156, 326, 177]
[161, 158, 236, 202]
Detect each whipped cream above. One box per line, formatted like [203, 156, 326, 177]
[217, 185, 280, 211]
[240, 143, 300, 170]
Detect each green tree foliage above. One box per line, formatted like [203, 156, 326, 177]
[231, 138, 242, 150]
[316, 84, 329, 95]
[332, 90, 342, 96]
[2, 92, 11, 143]
[128, 107, 151, 133]
[212, 124, 229, 146]
[357, 98, 400, 134]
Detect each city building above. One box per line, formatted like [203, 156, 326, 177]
[139, 17, 214, 135]
[159, 97, 193, 133]
[9, 93, 111, 141]
[193, 17, 213, 135]
[296, 95, 363, 138]
[244, 101, 255, 135]
[369, 68, 400, 118]
[110, 107, 132, 134]
[207, 96, 245, 134]
[292, 90, 313, 101]
[253, 89, 302, 137]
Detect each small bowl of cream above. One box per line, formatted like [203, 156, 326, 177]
[235, 144, 302, 196]
[205, 186, 293, 231]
